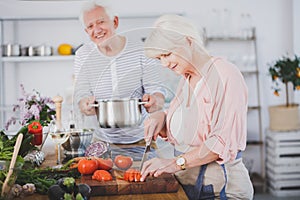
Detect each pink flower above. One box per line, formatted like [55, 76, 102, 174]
[30, 104, 40, 120]
[5, 84, 55, 130]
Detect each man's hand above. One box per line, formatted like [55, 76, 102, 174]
[79, 96, 96, 115]
[142, 92, 165, 113]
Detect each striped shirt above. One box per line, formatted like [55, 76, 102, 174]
[73, 38, 165, 144]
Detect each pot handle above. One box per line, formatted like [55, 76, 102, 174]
[138, 101, 148, 105]
[89, 103, 99, 107]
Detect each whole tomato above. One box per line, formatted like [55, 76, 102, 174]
[114, 155, 133, 170]
[77, 159, 98, 175]
[96, 158, 113, 171]
[92, 170, 113, 181]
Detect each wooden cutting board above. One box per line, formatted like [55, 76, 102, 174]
[78, 170, 180, 196]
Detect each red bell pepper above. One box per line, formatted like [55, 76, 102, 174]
[28, 121, 43, 134]
[28, 121, 43, 145]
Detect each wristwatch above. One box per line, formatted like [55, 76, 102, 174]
[176, 155, 186, 170]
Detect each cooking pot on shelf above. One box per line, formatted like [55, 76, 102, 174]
[21, 46, 35, 56]
[34, 45, 53, 56]
[2, 44, 21, 56]
[90, 98, 147, 128]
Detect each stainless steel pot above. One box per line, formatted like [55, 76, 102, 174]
[21, 46, 35, 56]
[91, 98, 147, 128]
[2, 44, 21, 56]
[34, 45, 53, 56]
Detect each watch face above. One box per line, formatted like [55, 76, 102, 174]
[176, 157, 185, 166]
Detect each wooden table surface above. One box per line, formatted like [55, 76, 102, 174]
[24, 145, 188, 200]
[24, 186, 188, 200]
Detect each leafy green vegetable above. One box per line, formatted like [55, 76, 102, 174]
[15, 166, 80, 195]
[64, 193, 73, 200]
[63, 177, 75, 189]
[76, 193, 84, 200]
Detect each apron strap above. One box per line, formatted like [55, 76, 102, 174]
[220, 164, 228, 200]
[219, 151, 242, 200]
[178, 149, 242, 199]
[194, 164, 207, 198]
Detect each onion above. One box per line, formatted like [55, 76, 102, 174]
[84, 141, 110, 158]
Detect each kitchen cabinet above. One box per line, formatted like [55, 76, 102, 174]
[203, 27, 265, 192]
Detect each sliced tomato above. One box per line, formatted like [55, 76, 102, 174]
[92, 170, 113, 181]
[96, 158, 113, 171]
[124, 168, 141, 182]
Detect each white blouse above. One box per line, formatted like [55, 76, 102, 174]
[170, 77, 203, 153]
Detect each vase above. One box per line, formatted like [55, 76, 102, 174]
[268, 104, 300, 131]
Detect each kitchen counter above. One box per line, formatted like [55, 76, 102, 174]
[24, 145, 188, 200]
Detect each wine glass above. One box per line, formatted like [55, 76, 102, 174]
[48, 120, 70, 167]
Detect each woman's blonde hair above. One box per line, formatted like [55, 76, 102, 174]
[144, 14, 208, 58]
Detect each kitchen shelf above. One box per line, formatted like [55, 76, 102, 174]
[0, 16, 80, 128]
[204, 29, 255, 42]
[1, 55, 74, 62]
[205, 36, 255, 42]
[241, 69, 259, 75]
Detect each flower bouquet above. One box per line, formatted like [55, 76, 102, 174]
[4, 84, 56, 156]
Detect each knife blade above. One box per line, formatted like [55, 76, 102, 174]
[139, 139, 152, 171]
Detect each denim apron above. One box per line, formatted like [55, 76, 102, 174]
[178, 151, 242, 200]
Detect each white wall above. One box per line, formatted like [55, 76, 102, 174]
[0, 0, 298, 175]
[293, 0, 300, 55]
[293, 0, 300, 103]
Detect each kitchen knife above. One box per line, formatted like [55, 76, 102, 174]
[139, 139, 152, 171]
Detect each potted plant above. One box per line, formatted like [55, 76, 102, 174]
[268, 55, 300, 131]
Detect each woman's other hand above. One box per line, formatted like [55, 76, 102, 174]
[142, 92, 165, 113]
[79, 96, 96, 115]
[140, 157, 178, 181]
[144, 111, 167, 143]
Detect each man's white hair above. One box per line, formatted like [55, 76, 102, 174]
[79, 0, 117, 27]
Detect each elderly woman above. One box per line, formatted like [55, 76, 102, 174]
[140, 14, 254, 200]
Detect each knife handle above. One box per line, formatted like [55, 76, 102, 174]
[145, 137, 152, 146]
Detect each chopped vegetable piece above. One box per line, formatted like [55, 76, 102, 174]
[92, 170, 113, 181]
[124, 168, 141, 182]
